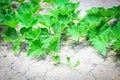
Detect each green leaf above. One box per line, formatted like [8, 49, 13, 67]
[43, 0, 69, 6]
[90, 37, 107, 56]
[38, 15, 51, 27]
[20, 27, 29, 35]
[55, 0, 69, 6]
[3, 28, 18, 42]
[39, 28, 53, 47]
[58, 2, 79, 15]
[13, 0, 25, 3]
[20, 27, 41, 40]
[111, 22, 120, 51]
[58, 14, 70, 24]
[87, 7, 99, 15]
[27, 40, 46, 57]
[82, 15, 101, 28]
[67, 26, 79, 41]
[52, 22, 62, 33]
[30, 0, 41, 3]
[50, 2, 79, 16]
[48, 34, 60, 52]
[89, 26, 111, 56]
[18, 3, 40, 27]
[18, 2, 40, 14]
[0, 10, 19, 28]
[18, 13, 38, 27]
[111, 22, 120, 39]
[43, 0, 55, 4]
[3, 28, 24, 54]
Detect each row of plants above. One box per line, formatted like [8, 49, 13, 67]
[0, 0, 80, 58]
[0, 0, 120, 59]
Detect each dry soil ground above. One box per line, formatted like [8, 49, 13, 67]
[0, 0, 120, 80]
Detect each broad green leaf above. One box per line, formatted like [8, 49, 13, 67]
[52, 22, 62, 33]
[43, 0, 69, 6]
[3, 27, 24, 54]
[90, 37, 107, 56]
[79, 22, 89, 36]
[13, 0, 25, 3]
[89, 25, 111, 56]
[0, 0, 11, 5]
[55, 0, 69, 6]
[50, 2, 79, 16]
[111, 22, 120, 39]
[43, 0, 55, 4]
[82, 15, 101, 28]
[58, 2, 79, 15]
[28, 40, 46, 57]
[20, 27, 41, 40]
[66, 2, 79, 13]
[98, 8, 108, 17]
[30, 0, 41, 3]
[67, 26, 79, 41]
[87, 7, 99, 15]
[71, 11, 80, 20]
[18, 2, 40, 27]
[111, 22, 120, 51]
[38, 15, 51, 27]
[18, 2, 40, 14]
[48, 34, 60, 52]
[50, 8, 59, 17]
[58, 14, 70, 24]
[18, 13, 38, 27]
[20, 27, 29, 35]
[39, 28, 53, 47]
[3, 28, 18, 42]
[0, 10, 19, 28]
[58, 5, 68, 15]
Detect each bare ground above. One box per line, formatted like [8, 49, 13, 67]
[0, 0, 120, 80]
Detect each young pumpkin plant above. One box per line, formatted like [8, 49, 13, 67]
[0, 0, 81, 58]
[79, 6, 120, 56]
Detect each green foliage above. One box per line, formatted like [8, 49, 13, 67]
[79, 6, 120, 56]
[0, 0, 80, 58]
[2, 27, 25, 54]
[67, 25, 80, 41]
[3, 28, 18, 42]
[111, 22, 120, 51]
[0, 10, 19, 28]
[18, 2, 40, 27]
[13, 0, 25, 3]
[27, 40, 46, 57]
[43, 0, 69, 6]
[1, 0, 120, 60]
[53, 55, 61, 64]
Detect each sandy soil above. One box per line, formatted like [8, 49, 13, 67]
[0, 0, 120, 80]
